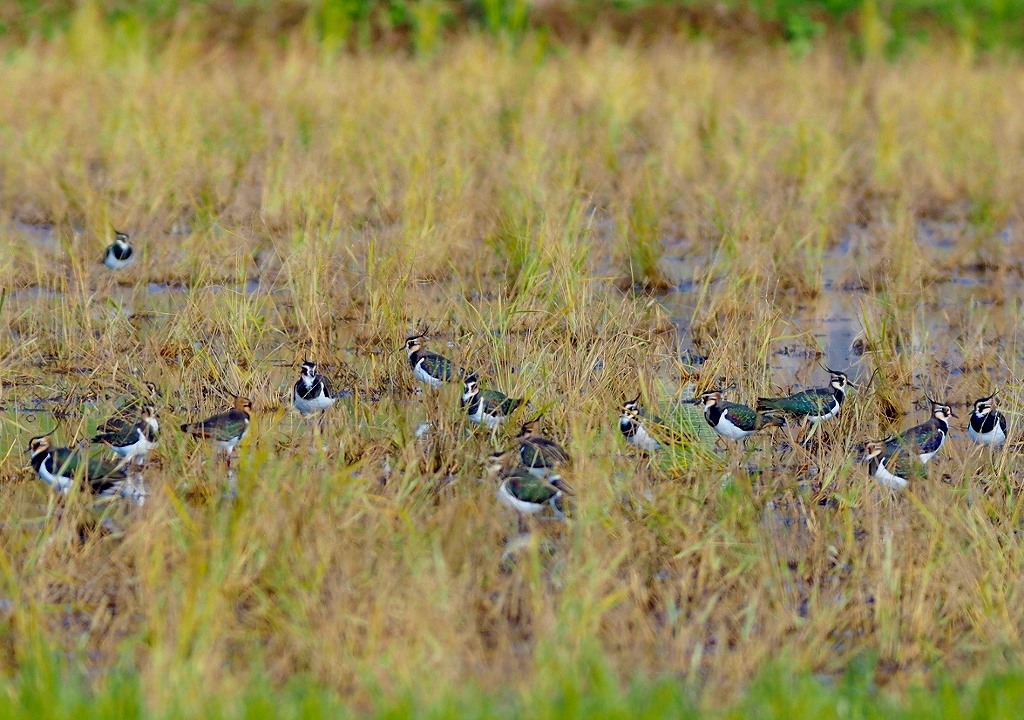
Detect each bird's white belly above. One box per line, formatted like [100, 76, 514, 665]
[414, 362, 443, 387]
[624, 420, 662, 451]
[808, 402, 840, 423]
[969, 424, 1005, 446]
[872, 462, 908, 490]
[39, 462, 73, 493]
[295, 390, 335, 415]
[215, 428, 246, 454]
[497, 482, 549, 515]
[716, 412, 753, 440]
[103, 254, 133, 270]
[918, 434, 945, 464]
[113, 430, 158, 461]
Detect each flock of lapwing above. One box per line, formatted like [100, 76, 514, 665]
[23, 230, 1013, 530]
[620, 369, 1004, 491]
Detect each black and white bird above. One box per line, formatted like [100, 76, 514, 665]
[698, 391, 784, 441]
[967, 393, 1007, 447]
[462, 372, 523, 429]
[101, 229, 134, 270]
[890, 399, 955, 464]
[756, 368, 852, 424]
[486, 450, 568, 533]
[516, 417, 571, 479]
[405, 334, 458, 388]
[293, 360, 340, 416]
[92, 404, 159, 465]
[618, 395, 677, 452]
[180, 396, 252, 456]
[29, 435, 145, 505]
[863, 439, 926, 491]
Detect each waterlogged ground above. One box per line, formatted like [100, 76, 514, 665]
[4, 37, 1024, 714]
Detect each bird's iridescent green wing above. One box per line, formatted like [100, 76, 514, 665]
[53, 448, 125, 481]
[722, 402, 760, 432]
[189, 410, 248, 441]
[482, 390, 521, 415]
[421, 352, 454, 381]
[887, 447, 928, 480]
[506, 475, 559, 505]
[93, 419, 140, 446]
[758, 387, 833, 415]
[896, 420, 943, 455]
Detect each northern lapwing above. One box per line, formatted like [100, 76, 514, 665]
[28, 435, 145, 505]
[98, 381, 160, 432]
[101, 229, 134, 270]
[967, 393, 1007, 447]
[462, 372, 523, 429]
[863, 439, 926, 491]
[890, 398, 954, 464]
[516, 417, 571, 478]
[92, 404, 159, 465]
[405, 334, 458, 388]
[293, 360, 339, 416]
[698, 390, 784, 441]
[180, 396, 252, 456]
[618, 395, 681, 452]
[756, 368, 852, 423]
[486, 450, 568, 532]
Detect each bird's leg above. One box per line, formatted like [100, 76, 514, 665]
[225, 467, 239, 500]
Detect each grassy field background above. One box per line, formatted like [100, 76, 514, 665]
[3, 2, 1024, 716]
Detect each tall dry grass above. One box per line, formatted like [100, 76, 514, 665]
[1, 22, 1024, 712]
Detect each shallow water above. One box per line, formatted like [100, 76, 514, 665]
[661, 219, 1019, 395]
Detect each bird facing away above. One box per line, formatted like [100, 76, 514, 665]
[516, 417, 571, 479]
[405, 334, 458, 388]
[699, 391, 784, 441]
[618, 395, 683, 452]
[890, 399, 955, 463]
[101, 230, 134, 270]
[92, 404, 159, 465]
[180, 396, 252, 455]
[486, 450, 567, 521]
[967, 393, 1007, 447]
[863, 440, 927, 490]
[462, 372, 523, 429]
[28, 435, 145, 505]
[293, 360, 338, 416]
[756, 368, 852, 423]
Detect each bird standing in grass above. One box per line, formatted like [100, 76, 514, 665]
[92, 404, 159, 465]
[889, 399, 954, 463]
[462, 372, 523, 429]
[967, 393, 1007, 447]
[756, 368, 852, 424]
[698, 390, 784, 441]
[101, 229, 134, 270]
[95, 381, 160, 437]
[180, 396, 252, 457]
[405, 334, 458, 388]
[29, 435, 145, 505]
[293, 360, 340, 416]
[516, 417, 571, 478]
[486, 450, 568, 534]
[618, 395, 683, 452]
[863, 439, 926, 490]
